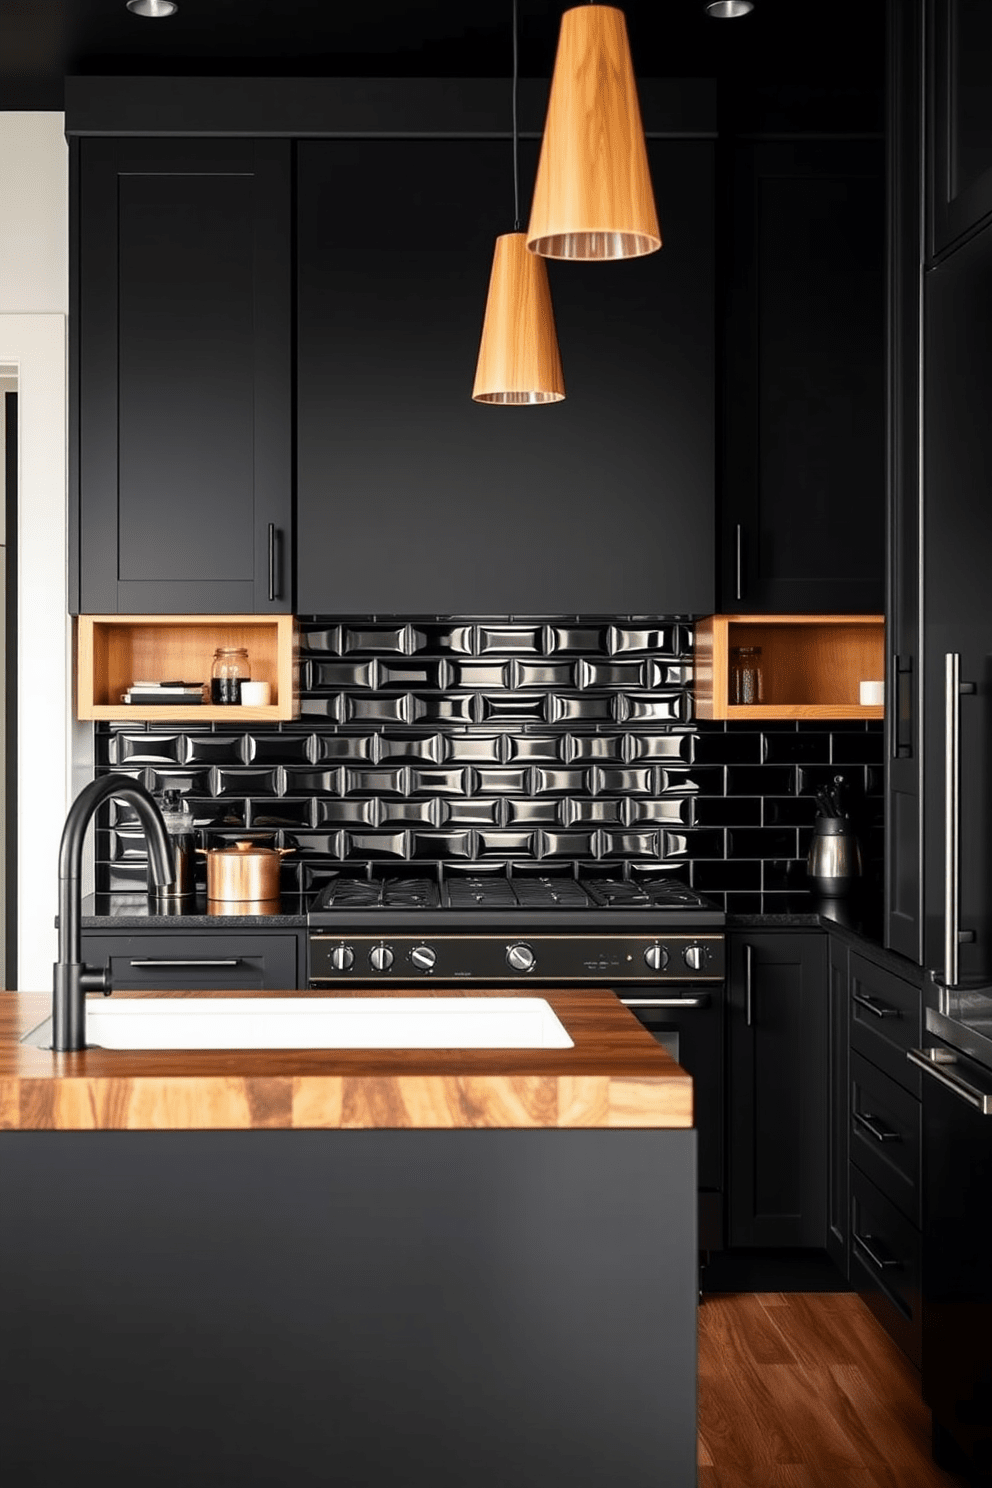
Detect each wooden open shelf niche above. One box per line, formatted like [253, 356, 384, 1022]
[77, 615, 298, 722]
[695, 614, 885, 721]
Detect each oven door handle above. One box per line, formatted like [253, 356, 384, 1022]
[620, 995, 712, 1010]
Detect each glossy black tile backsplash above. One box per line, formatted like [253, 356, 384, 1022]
[94, 617, 884, 910]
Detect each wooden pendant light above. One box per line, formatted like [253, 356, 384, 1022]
[472, 232, 565, 403]
[527, 4, 661, 261]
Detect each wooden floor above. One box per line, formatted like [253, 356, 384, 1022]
[697, 1291, 970, 1487]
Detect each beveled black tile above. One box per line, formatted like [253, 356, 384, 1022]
[540, 831, 598, 859]
[312, 735, 378, 764]
[577, 660, 646, 689]
[627, 799, 692, 826]
[562, 798, 626, 827]
[299, 698, 342, 720]
[600, 831, 662, 859]
[761, 731, 831, 764]
[649, 664, 694, 687]
[691, 797, 762, 828]
[298, 625, 342, 656]
[690, 730, 762, 765]
[246, 734, 313, 766]
[669, 829, 726, 858]
[113, 734, 184, 766]
[547, 693, 614, 723]
[104, 829, 148, 862]
[504, 736, 561, 764]
[728, 828, 799, 859]
[608, 624, 685, 657]
[504, 800, 559, 826]
[313, 799, 378, 827]
[475, 768, 529, 795]
[409, 831, 475, 859]
[378, 660, 446, 689]
[514, 661, 577, 689]
[379, 800, 443, 828]
[623, 693, 688, 724]
[475, 831, 536, 857]
[477, 625, 543, 655]
[547, 625, 609, 654]
[593, 766, 654, 794]
[627, 734, 693, 762]
[408, 623, 476, 654]
[339, 831, 408, 859]
[532, 768, 589, 796]
[408, 767, 474, 796]
[183, 735, 247, 765]
[345, 694, 411, 724]
[96, 862, 154, 893]
[564, 734, 627, 763]
[166, 796, 233, 829]
[727, 765, 796, 796]
[282, 768, 342, 796]
[213, 769, 281, 798]
[443, 800, 502, 827]
[412, 694, 477, 724]
[344, 767, 408, 797]
[341, 625, 410, 655]
[445, 735, 505, 764]
[247, 798, 314, 829]
[144, 768, 213, 796]
[658, 767, 724, 795]
[477, 693, 546, 723]
[446, 661, 511, 689]
[283, 832, 345, 859]
[377, 733, 446, 764]
[305, 661, 375, 692]
[797, 765, 867, 801]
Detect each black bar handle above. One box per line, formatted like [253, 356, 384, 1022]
[744, 942, 754, 1026]
[853, 1231, 901, 1272]
[128, 958, 241, 968]
[735, 524, 744, 602]
[852, 990, 899, 1020]
[852, 1110, 900, 1144]
[268, 523, 278, 602]
[620, 995, 712, 1010]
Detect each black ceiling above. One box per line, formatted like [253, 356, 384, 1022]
[2, 0, 886, 112]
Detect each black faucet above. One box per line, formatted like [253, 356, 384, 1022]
[54, 777, 176, 1052]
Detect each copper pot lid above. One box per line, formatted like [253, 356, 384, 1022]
[199, 840, 293, 859]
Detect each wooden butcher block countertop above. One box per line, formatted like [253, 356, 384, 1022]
[0, 988, 693, 1132]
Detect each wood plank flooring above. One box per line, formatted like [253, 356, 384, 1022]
[698, 1292, 970, 1487]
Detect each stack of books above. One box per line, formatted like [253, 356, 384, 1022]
[123, 680, 205, 706]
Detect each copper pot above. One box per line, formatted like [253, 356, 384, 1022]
[197, 840, 292, 904]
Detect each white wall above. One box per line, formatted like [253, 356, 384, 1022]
[1, 112, 73, 992]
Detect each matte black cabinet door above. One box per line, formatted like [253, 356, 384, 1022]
[71, 139, 292, 614]
[826, 934, 850, 1278]
[922, 221, 992, 982]
[297, 138, 714, 616]
[81, 931, 302, 991]
[727, 931, 828, 1247]
[929, 0, 992, 257]
[721, 141, 885, 613]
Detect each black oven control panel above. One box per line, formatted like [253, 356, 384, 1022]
[310, 933, 725, 983]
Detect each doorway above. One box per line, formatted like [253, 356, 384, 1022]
[0, 368, 15, 989]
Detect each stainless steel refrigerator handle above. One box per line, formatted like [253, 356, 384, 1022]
[268, 523, 277, 602]
[734, 524, 744, 601]
[128, 958, 241, 968]
[620, 995, 711, 1010]
[744, 942, 754, 1026]
[945, 651, 961, 989]
[907, 1048, 992, 1113]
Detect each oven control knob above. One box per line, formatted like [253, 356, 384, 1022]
[644, 944, 669, 972]
[506, 943, 536, 973]
[369, 945, 394, 973]
[683, 944, 705, 971]
[330, 945, 355, 972]
[410, 945, 436, 972]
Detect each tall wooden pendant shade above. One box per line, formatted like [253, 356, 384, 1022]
[527, 4, 661, 261]
[472, 232, 565, 404]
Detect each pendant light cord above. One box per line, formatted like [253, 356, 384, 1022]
[512, 0, 521, 230]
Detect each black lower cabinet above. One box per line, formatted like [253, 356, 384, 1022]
[727, 931, 828, 1247]
[845, 947, 923, 1367]
[827, 934, 851, 1278]
[80, 930, 303, 991]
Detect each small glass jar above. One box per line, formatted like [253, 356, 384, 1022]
[211, 647, 250, 705]
[730, 645, 763, 705]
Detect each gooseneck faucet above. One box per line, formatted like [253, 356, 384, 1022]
[54, 777, 176, 1052]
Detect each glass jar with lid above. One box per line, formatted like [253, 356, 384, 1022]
[211, 647, 250, 705]
[730, 645, 763, 705]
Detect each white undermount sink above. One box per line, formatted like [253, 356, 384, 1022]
[77, 997, 575, 1051]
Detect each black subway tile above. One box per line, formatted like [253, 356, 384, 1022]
[659, 766, 725, 795]
[183, 735, 247, 765]
[213, 769, 281, 798]
[312, 735, 376, 764]
[831, 730, 885, 764]
[246, 734, 313, 766]
[445, 736, 504, 764]
[728, 828, 799, 859]
[726, 765, 796, 796]
[409, 831, 475, 859]
[691, 860, 761, 892]
[283, 768, 341, 796]
[761, 731, 831, 764]
[762, 859, 812, 891]
[313, 800, 378, 827]
[307, 660, 375, 691]
[724, 891, 764, 914]
[691, 797, 762, 828]
[247, 799, 314, 829]
[690, 730, 762, 765]
[626, 734, 692, 762]
[377, 734, 446, 764]
[763, 796, 818, 827]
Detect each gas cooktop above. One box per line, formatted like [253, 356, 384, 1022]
[308, 865, 724, 929]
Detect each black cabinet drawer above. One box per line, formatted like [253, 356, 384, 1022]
[82, 933, 300, 991]
[850, 1049, 921, 1227]
[849, 952, 922, 1096]
[850, 1165, 921, 1368]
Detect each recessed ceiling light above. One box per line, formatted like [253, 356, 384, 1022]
[126, 0, 178, 16]
[705, 1, 754, 16]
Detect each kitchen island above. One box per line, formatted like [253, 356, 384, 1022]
[0, 989, 697, 1487]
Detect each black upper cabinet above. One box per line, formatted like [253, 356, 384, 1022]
[929, 0, 992, 258]
[297, 138, 715, 616]
[727, 931, 828, 1248]
[70, 139, 292, 615]
[721, 140, 886, 614]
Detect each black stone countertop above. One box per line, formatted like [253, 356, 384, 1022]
[727, 892, 924, 985]
[79, 893, 310, 929]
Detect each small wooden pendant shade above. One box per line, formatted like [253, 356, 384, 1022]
[472, 232, 565, 404]
[527, 4, 661, 261]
